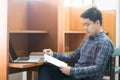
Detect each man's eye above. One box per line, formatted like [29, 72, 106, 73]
[86, 23, 90, 26]
[83, 23, 89, 26]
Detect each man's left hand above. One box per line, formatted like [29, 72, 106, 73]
[60, 66, 71, 75]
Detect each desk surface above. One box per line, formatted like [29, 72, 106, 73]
[9, 61, 44, 68]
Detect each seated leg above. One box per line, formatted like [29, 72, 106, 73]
[38, 63, 66, 80]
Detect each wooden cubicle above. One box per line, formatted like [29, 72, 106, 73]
[0, 0, 8, 80]
[0, 0, 116, 80]
[8, 0, 63, 80]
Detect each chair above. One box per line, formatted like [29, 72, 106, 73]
[104, 56, 114, 80]
[112, 48, 120, 79]
[104, 47, 120, 80]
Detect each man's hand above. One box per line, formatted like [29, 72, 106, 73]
[43, 49, 53, 56]
[60, 66, 71, 75]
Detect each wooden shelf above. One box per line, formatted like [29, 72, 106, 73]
[64, 31, 86, 34]
[9, 30, 48, 34]
[64, 51, 74, 54]
[9, 61, 44, 68]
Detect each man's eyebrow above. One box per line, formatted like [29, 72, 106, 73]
[83, 23, 89, 25]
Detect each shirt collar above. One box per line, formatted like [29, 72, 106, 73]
[89, 31, 106, 40]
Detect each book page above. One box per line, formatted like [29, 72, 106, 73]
[44, 54, 67, 67]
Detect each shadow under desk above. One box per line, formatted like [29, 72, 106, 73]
[9, 61, 44, 80]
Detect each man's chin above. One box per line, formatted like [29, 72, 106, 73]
[86, 32, 93, 36]
[86, 33, 90, 36]
[86, 31, 90, 34]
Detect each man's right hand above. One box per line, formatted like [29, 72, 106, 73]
[43, 49, 53, 56]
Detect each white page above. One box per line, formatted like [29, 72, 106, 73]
[44, 54, 67, 67]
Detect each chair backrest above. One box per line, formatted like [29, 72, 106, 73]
[112, 48, 120, 57]
[104, 56, 114, 80]
[104, 47, 120, 80]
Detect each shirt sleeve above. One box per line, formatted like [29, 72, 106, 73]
[70, 40, 114, 79]
[53, 48, 81, 63]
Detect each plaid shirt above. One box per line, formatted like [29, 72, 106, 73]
[53, 31, 114, 80]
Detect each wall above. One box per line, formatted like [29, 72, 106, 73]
[0, 0, 8, 80]
[116, 0, 120, 47]
[93, 0, 116, 10]
[9, 73, 23, 80]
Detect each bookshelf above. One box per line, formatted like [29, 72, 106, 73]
[64, 31, 86, 34]
[9, 30, 48, 34]
[8, 0, 62, 80]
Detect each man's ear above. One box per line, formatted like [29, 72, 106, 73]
[95, 20, 100, 25]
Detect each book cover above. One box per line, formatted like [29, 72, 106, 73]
[44, 54, 67, 67]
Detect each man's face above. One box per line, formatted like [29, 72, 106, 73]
[82, 18, 100, 36]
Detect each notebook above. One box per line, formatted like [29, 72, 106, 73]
[9, 40, 44, 63]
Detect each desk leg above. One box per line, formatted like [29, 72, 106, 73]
[27, 70, 32, 80]
[33, 71, 38, 80]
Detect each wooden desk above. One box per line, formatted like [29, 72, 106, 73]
[9, 61, 44, 80]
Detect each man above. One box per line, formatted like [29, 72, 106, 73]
[38, 7, 114, 80]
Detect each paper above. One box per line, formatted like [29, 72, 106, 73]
[44, 54, 67, 67]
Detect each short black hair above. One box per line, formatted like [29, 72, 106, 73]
[80, 7, 102, 26]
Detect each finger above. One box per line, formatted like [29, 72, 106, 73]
[43, 49, 47, 52]
[46, 52, 50, 55]
[43, 49, 49, 53]
[46, 49, 51, 52]
[60, 66, 63, 68]
[59, 68, 63, 72]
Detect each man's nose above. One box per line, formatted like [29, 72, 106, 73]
[84, 26, 88, 31]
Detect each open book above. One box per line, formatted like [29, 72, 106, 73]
[44, 54, 68, 67]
